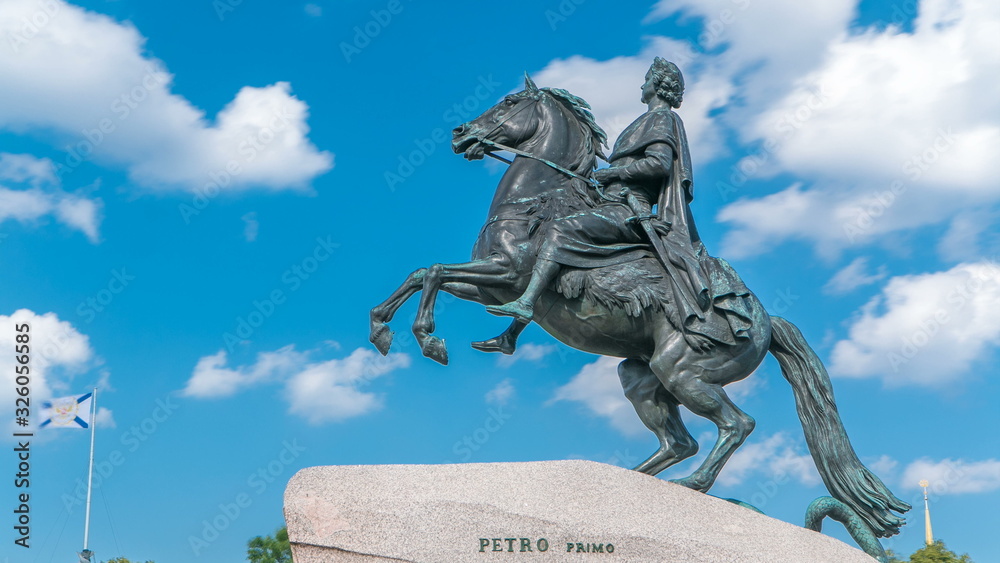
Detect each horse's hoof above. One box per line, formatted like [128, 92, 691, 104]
[669, 475, 711, 493]
[632, 462, 660, 476]
[370, 323, 394, 356]
[633, 454, 668, 476]
[421, 336, 449, 365]
[470, 335, 516, 355]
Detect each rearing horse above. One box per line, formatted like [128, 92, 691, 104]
[369, 76, 908, 543]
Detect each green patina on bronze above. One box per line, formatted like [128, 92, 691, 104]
[372, 58, 908, 558]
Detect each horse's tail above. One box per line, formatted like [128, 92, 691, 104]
[768, 316, 910, 538]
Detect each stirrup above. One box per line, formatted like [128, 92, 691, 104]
[485, 302, 533, 323]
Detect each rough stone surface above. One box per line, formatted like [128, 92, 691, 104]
[284, 460, 876, 562]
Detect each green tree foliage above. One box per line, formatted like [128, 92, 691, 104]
[885, 541, 974, 563]
[247, 526, 291, 563]
[101, 558, 154, 563]
[909, 541, 974, 563]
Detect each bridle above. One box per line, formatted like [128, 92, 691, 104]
[468, 93, 607, 196]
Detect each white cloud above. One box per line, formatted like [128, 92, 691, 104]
[182, 345, 411, 424]
[749, 0, 999, 190]
[95, 406, 115, 429]
[717, 432, 821, 487]
[182, 345, 308, 398]
[937, 209, 1000, 263]
[485, 378, 515, 406]
[0, 309, 110, 435]
[550, 356, 645, 436]
[304, 3, 322, 17]
[528, 0, 1000, 261]
[648, 0, 856, 111]
[867, 455, 899, 479]
[901, 458, 1000, 495]
[532, 0, 998, 258]
[497, 342, 557, 367]
[830, 261, 1000, 385]
[0, 0, 332, 192]
[824, 257, 888, 295]
[717, 0, 1000, 256]
[285, 348, 410, 424]
[0, 153, 102, 241]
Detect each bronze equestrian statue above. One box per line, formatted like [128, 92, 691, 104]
[370, 58, 908, 561]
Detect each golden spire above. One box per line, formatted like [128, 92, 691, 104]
[919, 480, 933, 546]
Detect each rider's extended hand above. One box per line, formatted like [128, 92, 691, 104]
[593, 167, 620, 185]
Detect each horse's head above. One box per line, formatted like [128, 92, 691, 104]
[451, 74, 546, 161]
[453, 73, 607, 180]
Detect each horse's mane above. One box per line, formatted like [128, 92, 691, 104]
[542, 87, 608, 172]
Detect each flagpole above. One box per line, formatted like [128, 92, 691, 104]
[83, 387, 97, 552]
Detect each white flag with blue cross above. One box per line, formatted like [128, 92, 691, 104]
[40, 393, 93, 429]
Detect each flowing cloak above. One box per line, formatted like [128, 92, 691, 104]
[543, 109, 753, 344]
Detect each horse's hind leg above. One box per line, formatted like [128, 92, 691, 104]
[619, 359, 698, 475]
[370, 268, 427, 355]
[649, 351, 755, 492]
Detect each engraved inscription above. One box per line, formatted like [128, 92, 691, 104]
[478, 538, 550, 552]
[566, 542, 615, 553]
[477, 538, 616, 554]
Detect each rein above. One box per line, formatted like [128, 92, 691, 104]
[479, 137, 599, 190]
[470, 92, 614, 200]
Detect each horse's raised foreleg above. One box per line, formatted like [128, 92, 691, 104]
[413, 258, 514, 365]
[370, 268, 427, 355]
[618, 359, 698, 475]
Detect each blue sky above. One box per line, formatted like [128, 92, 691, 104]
[1, 0, 998, 561]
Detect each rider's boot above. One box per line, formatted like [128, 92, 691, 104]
[471, 320, 526, 355]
